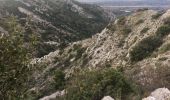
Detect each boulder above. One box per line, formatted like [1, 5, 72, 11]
[39, 90, 65, 100]
[143, 88, 170, 100]
[102, 96, 114, 100]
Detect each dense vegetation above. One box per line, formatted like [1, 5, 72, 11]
[107, 24, 116, 32]
[0, 0, 109, 57]
[121, 27, 132, 35]
[156, 25, 170, 36]
[140, 27, 149, 34]
[130, 35, 162, 62]
[117, 17, 126, 25]
[152, 12, 164, 19]
[130, 17, 170, 62]
[57, 68, 141, 100]
[54, 70, 66, 90]
[0, 17, 34, 99]
[135, 19, 144, 25]
[159, 42, 170, 53]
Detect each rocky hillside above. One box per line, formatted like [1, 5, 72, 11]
[0, 0, 110, 57]
[30, 9, 170, 99]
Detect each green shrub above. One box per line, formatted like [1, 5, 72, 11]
[121, 27, 132, 35]
[107, 24, 116, 32]
[163, 17, 170, 25]
[152, 13, 163, 19]
[75, 47, 86, 60]
[72, 44, 86, 60]
[135, 19, 144, 25]
[156, 25, 170, 37]
[54, 70, 66, 90]
[117, 17, 126, 25]
[130, 24, 170, 62]
[130, 35, 162, 62]
[0, 17, 34, 99]
[63, 69, 141, 100]
[158, 57, 168, 61]
[141, 27, 149, 34]
[159, 42, 170, 53]
[73, 44, 82, 51]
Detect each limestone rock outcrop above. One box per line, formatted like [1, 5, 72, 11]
[143, 88, 170, 100]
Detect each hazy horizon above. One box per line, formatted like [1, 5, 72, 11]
[77, 0, 169, 3]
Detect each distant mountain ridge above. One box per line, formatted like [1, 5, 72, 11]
[0, 0, 110, 57]
[96, 0, 170, 6]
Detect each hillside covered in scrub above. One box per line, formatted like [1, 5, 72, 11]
[30, 9, 170, 99]
[0, 0, 170, 100]
[0, 0, 110, 57]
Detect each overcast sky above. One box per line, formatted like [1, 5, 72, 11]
[77, 0, 142, 2]
[77, 0, 169, 3]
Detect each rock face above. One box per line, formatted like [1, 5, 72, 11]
[102, 96, 114, 100]
[39, 90, 65, 100]
[143, 88, 170, 100]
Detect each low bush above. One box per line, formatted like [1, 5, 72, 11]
[54, 70, 66, 90]
[72, 44, 86, 60]
[156, 25, 170, 37]
[163, 17, 170, 25]
[141, 27, 149, 34]
[121, 27, 132, 35]
[152, 13, 163, 19]
[130, 23, 170, 62]
[0, 17, 35, 99]
[107, 24, 116, 32]
[63, 68, 141, 100]
[117, 16, 126, 25]
[158, 57, 168, 61]
[159, 42, 170, 53]
[130, 35, 162, 62]
[75, 47, 86, 60]
[135, 19, 144, 25]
